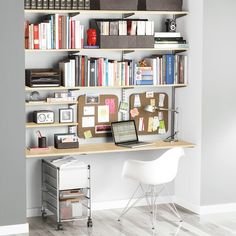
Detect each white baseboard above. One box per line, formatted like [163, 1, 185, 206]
[174, 197, 201, 214]
[27, 195, 174, 217]
[0, 223, 29, 235]
[199, 203, 236, 215]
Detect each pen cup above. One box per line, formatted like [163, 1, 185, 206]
[38, 137, 47, 148]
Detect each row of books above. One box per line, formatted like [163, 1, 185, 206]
[25, 0, 91, 10]
[25, 15, 84, 50]
[58, 55, 188, 87]
[98, 20, 154, 36]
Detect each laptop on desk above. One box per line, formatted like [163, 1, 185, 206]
[111, 120, 153, 148]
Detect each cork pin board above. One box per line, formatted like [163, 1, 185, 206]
[129, 92, 169, 135]
[78, 94, 119, 138]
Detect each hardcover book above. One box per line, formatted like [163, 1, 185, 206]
[72, 0, 77, 9]
[54, 0, 60, 9]
[31, 0, 37, 9]
[60, 0, 66, 9]
[48, 0, 55, 9]
[84, 0, 90, 10]
[66, 0, 72, 9]
[43, 0, 49, 9]
[78, 0, 84, 9]
[24, 0, 31, 9]
[37, 0, 43, 9]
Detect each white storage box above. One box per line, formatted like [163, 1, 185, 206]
[44, 157, 88, 190]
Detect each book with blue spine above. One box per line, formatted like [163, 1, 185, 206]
[136, 80, 153, 85]
[166, 54, 175, 84]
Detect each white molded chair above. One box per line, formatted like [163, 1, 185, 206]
[118, 147, 185, 229]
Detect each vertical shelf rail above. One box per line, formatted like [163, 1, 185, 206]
[170, 87, 176, 139]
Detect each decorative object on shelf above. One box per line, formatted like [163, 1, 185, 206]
[28, 91, 41, 102]
[59, 108, 74, 123]
[33, 110, 55, 124]
[47, 92, 77, 103]
[87, 29, 97, 46]
[37, 130, 47, 148]
[54, 133, 79, 149]
[165, 19, 177, 32]
[25, 69, 61, 88]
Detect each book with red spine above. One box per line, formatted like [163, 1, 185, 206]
[98, 58, 103, 86]
[58, 16, 62, 49]
[71, 20, 75, 49]
[33, 24, 39, 49]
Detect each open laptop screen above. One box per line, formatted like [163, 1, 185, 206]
[111, 120, 138, 144]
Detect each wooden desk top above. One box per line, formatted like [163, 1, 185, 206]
[26, 140, 195, 158]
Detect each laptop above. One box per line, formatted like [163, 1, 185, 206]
[111, 120, 153, 148]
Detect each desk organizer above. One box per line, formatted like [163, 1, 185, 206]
[99, 36, 154, 49]
[54, 134, 79, 149]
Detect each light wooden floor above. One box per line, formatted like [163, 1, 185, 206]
[23, 205, 236, 236]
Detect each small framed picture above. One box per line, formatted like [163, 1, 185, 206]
[59, 108, 73, 123]
[86, 94, 100, 104]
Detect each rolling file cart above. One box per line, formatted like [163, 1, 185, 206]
[41, 157, 92, 230]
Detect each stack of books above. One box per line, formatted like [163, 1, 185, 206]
[58, 55, 188, 88]
[154, 32, 188, 49]
[24, 0, 91, 10]
[25, 15, 84, 50]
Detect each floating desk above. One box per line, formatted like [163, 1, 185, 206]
[26, 140, 195, 158]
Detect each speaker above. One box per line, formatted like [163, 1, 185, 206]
[165, 19, 177, 32]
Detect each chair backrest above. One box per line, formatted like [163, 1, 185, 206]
[122, 147, 185, 185]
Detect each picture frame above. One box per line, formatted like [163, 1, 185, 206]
[59, 108, 73, 123]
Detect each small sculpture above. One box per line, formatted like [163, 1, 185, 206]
[87, 29, 97, 46]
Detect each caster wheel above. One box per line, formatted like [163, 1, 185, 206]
[57, 224, 63, 230]
[41, 212, 47, 220]
[87, 220, 93, 227]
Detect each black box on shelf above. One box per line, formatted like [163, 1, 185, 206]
[54, 133, 79, 149]
[99, 35, 154, 49]
[99, 0, 138, 10]
[141, 0, 183, 11]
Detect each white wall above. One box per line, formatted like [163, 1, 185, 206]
[175, 0, 204, 211]
[201, 0, 236, 206]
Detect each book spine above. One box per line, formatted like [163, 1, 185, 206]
[31, 0, 37, 9]
[66, 0, 72, 9]
[33, 24, 39, 49]
[54, 0, 60, 9]
[58, 16, 62, 49]
[72, 0, 77, 9]
[162, 55, 166, 84]
[60, 0, 66, 9]
[25, 21, 30, 49]
[166, 55, 174, 84]
[84, 0, 90, 10]
[24, 0, 31, 9]
[179, 56, 184, 84]
[37, 0, 43, 9]
[48, 0, 55, 9]
[43, 0, 48, 9]
[184, 56, 188, 84]
[136, 80, 153, 85]
[78, 0, 84, 9]
[71, 20, 75, 49]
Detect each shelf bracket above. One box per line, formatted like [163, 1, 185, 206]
[68, 51, 80, 56]
[123, 13, 135, 18]
[174, 13, 187, 19]
[69, 12, 80, 17]
[123, 50, 135, 54]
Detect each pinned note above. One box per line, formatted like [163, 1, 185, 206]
[84, 130, 93, 139]
[134, 94, 141, 107]
[105, 98, 116, 114]
[159, 94, 165, 107]
[159, 120, 166, 134]
[138, 117, 144, 131]
[148, 117, 154, 132]
[153, 116, 160, 132]
[146, 91, 154, 98]
[130, 108, 139, 118]
[150, 99, 156, 107]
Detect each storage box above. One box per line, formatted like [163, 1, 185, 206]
[99, 36, 154, 49]
[60, 198, 83, 220]
[144, 0, 183, 11]
[99, 0, 138, 10]
[43, 160, 88, 190]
